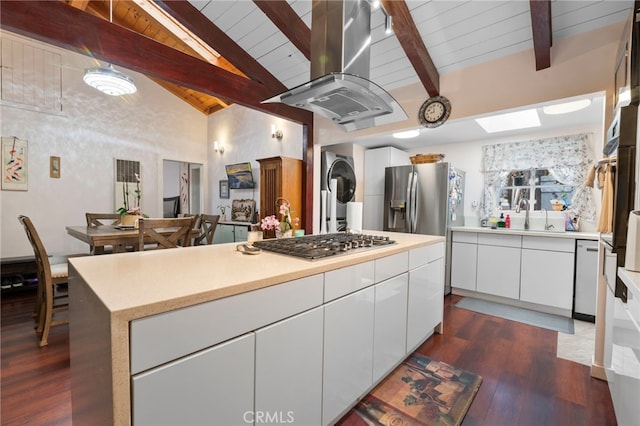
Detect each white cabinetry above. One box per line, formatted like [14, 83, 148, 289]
[451, 232, 478, 291]
[323, 286, 375, 425]
[255, 307, 324, 426]
[373, 274, 408, 381]
[363, 147, 410, 230]
[132, 333, 255, 426]
[520, 236, 575, 309]
[407, 243, 445, 351]
[476, 234, 522, 299]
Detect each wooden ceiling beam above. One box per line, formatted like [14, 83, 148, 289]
[154, 0, 288, 95]
[0, 0, 311, 124]
[381, 0, 439, 97]
[253, 0, 311, 61]
[530, 0, 552, 70]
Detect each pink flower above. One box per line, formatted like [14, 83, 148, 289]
[260, 215, 280, 231]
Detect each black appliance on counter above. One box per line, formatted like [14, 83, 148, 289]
[252, 233, 395, 260]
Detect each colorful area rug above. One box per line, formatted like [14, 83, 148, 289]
[338, 354, 482, 426]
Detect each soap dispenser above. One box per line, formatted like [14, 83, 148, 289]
[497, 213, 505, 228]
[505, 214, 511, 229]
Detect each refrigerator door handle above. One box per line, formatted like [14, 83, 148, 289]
[410, 172, 419, 233]
[406, 172, 413, 232]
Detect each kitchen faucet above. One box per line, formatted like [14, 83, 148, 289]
[542, 209, 555, 230]
[516, 198, 530, 230]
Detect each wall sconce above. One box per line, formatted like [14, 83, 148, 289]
[271, 125, 283, 140]
[214, 141, 224, 154]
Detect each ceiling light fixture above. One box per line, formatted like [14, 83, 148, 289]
[83, 0, 137, 96]
[393, 129, 420, 139]
[83, 65, 137, 96]
[542, 99, 592, 115]
[475, 109, 541, 133]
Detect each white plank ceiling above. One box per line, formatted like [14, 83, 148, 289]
[190, 0, 633, 92]
[185, 0, 632, 147]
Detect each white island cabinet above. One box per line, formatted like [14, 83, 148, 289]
[68, 232, 445, 426]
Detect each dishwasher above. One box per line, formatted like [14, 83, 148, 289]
[574, 239, 599, 322]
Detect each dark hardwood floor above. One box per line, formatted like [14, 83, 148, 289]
[1, 291, 616, 425]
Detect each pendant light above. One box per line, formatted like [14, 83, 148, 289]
[83, 0, 137, 96]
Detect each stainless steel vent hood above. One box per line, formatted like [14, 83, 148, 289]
[262, 0, 407, 132]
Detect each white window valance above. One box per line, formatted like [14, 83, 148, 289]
[481, 132, 596, 220]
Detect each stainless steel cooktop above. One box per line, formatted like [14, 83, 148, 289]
[252, 233, 395, 260]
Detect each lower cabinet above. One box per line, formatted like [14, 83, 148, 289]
[520, 237, 575, 310]
[213, 224, 249, 243]
[213, 224, 235, 243]
[323, 286, 375, 425]
[373, 274, 408, 381]
[451, 242, 477, 291]
[476, 242, 521, 299]
[407, 258, 444, 352]
[132, 333, 255, 426]
[255, 307, 324, 426]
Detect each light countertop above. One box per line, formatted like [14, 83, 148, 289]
[451, 226, 600, 240]
[68, 231, 444, 321]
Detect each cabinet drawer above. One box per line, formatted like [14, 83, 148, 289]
[522, 236, 574, 252]
[409, 242, 444, 269]
[324, 261, 375, 302]
[478, 233, 521, 248]
[375, 252, 409, 283]
[452, 232, 477, 244]
[130, 274, 323, 374]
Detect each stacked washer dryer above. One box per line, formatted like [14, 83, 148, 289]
[321, 151, 356, 231]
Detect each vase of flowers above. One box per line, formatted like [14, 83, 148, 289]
[117, 173, 143, 227]
[260, 198, 295, 238]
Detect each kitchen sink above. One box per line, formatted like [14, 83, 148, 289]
[502, 210, 566, 232]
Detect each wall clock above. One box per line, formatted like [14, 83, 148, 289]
[418, 96, 451, 128]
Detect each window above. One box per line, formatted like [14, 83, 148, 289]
[480, 133, 596, 221]
[499, 168, 573, 211]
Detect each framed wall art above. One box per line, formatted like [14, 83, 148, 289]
[50, 156, 60, 178]
[2, 137, 28, 191]
[219, 180, 230, 199]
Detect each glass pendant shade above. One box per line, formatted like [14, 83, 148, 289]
[83, 65, 137, 96]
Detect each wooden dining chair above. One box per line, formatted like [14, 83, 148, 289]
[193, 214, 220, 245]
[85, 212, 123, 254]
[137, 217, 195, 250]
[85, 212, 122, 227]
[18, 215, 70, 346]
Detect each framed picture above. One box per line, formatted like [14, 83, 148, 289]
[1, 137, 28, 191]
[50, 156, 60, 178]
[219, 179, 230, 199]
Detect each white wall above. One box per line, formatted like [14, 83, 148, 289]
[1, 32, 208, 258]
[206, 104, 304, 217]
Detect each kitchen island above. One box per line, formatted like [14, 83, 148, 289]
[68, 232, 445, 425]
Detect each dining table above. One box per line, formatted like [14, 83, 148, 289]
[66, 225, 201, 254]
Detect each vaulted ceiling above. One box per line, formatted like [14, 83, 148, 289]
[0, 0, 634, 172]
[1, 0, 633, 123]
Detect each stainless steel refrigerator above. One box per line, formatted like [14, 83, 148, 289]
[383, 162, 465, 293]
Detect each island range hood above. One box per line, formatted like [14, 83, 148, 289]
[262, 0, 407, 132]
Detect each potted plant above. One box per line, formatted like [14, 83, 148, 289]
[217, 204, 230, 221]
[117, 173, 144, 227]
